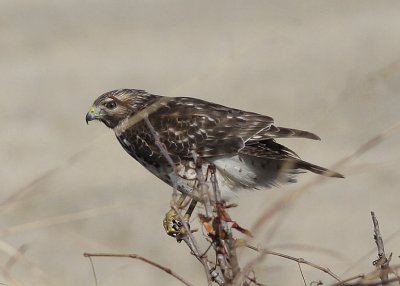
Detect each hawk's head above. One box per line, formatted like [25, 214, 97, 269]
[86, 89, 159, 129]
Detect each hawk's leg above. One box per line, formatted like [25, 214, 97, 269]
[163, 194, 197, 240]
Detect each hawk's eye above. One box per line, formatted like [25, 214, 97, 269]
[104, 101, 117, 109]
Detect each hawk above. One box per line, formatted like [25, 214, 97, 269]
[86, 89, 343, 236]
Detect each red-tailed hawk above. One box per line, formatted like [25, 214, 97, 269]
[86, 89, 343, 236]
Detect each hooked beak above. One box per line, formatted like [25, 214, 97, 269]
[86, 106, 100, 124]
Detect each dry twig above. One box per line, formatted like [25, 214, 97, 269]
[83, 252, 193, 286]
[335, 212, 400, 286]
[371, 212, 392, 285]
[143, 116, 220, 285]
[246, 244, 342, 282]
[332, 274, 366, 286]
[341, 276, 400, 286]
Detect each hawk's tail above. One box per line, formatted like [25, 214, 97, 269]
[262, 126, 321, 140]
[295, 160, 344, 178]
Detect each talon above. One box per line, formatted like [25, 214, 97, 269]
[163, 209, 190, 239]
[162, 195, 197, 240]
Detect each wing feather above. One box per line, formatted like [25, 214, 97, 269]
[147, 96, 320, 159]
[150, 97, 273, 158]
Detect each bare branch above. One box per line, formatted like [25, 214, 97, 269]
[336, 213, 400, 286]
[192, 153, 212, 217]
[371, 212, 387, 263]
[341, 276, 400, 286]
[332, 274, 365, 286]
[371, 212, 391, 285]
[209, 166, 241, 283]
[269, 243, 347, 261]
[246, 244, 342, 282]
[233, 252, 266, 285]
[342, 225, 400, 277]
[171, 205, 217, 286]
[143, 116, 179, 200]
[83, 252, 193, 286]
[143, 117, 218, 286]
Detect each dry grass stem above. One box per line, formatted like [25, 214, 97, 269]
[0, 242, 54, 286]
[251, 122, 400, 235]
[0, 135, 107, 209]
[3, 203, 136, 236]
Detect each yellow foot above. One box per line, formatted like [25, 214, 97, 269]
[163, 209, 191, 240]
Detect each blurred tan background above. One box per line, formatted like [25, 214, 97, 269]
[1, 1, 400, 285]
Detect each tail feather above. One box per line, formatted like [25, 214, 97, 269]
[273, 126, 321, 140]
[296, 160, 344, 178]
[251, 125, 321, 141]
[246, 125, 321, 143]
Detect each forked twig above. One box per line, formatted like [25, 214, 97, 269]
[246, 244, 342, 282]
